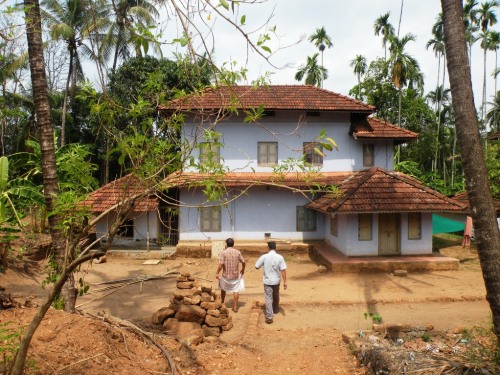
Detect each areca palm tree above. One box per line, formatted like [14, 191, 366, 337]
[427, 15, 446, 111]
[374, 12, 395, 60]
[101, 0, 161, 72]
[350, 54, 367, 99]
[295, 53, 328, 87]
[488, 30, 500, 94]
[477, 1, 499, 124]
[308, 26, 332, 86]
[387, 33, 422, 127]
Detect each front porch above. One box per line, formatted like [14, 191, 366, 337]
[312, 243, 459, 272]
[102, 239, 460, 272]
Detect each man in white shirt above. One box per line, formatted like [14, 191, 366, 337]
[255, 241, 287, 324]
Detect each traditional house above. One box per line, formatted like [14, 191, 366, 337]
[158, 85, 466, 257]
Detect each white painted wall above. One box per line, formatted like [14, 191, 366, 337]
[181, 111, 394, 172]
[179, 186, 325, 241]
[324, 213, 433, 256]
[95, 211, 159, 244]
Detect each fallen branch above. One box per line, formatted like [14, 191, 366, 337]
[88, 313, 177, 375]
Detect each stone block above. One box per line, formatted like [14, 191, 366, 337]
[202, 325, 221, 337]
[200, 292, 212, 303]
[175, 304, 207, 323]
[201, 284, 212, 293]
[204, 314, 223, 327]
[177, 281, 195, 289]
[393, 269, 408, 277]
[152, 307, 176, 325]
[201, 301, 222, 310]
[207, 309, 221, 318]
[174, 288, 197, 300]
[221, 321, 233, 331]
[183, 295, 202, 305]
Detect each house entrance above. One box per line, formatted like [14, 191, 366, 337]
[158, 189, 179, 246]
[378, 213, 400, 255]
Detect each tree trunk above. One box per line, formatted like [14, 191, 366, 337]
[22, 0, 77, 314]
[442, 0, 500, 345]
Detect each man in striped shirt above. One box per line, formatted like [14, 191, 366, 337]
[215, 238, 246, 312]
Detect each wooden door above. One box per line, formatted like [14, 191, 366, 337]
[378, 214, 400, 255]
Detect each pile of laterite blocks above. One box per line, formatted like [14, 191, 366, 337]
[152, 272, 233, 344]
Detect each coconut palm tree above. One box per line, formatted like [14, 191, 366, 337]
[441, 0, 500, 345]
[41, 0, 97, 147]
[373, 12, 395, 60]
[486, 90, 500, 131]
[308, 26, 332, 86]
[387, 33, 422, 127]
[350, 55, 367, 99]
[101, 0, 161, 73]
[295, 53, 328, 87]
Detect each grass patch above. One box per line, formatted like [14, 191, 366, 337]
[433, 233, 463, 250]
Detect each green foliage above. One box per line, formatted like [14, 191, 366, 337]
[364, 312, 383, 324]
[0, 322, 24, 370]
[422, 332, 431, 342]
[78, 277, 90, 296]
[458, 326, 500, 366]
[486, 142, 500, 199]
[41, 256, 62, 289]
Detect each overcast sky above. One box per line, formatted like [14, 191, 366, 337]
[160, 0, 498, 108]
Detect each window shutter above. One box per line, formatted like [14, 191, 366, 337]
[358, 214, 372, 240]
[268, 143, 277, 164]
[408, 213, 421, 240]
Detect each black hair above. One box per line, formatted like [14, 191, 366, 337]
[267, 241, 276, 250]
[226, 238, 234, 247]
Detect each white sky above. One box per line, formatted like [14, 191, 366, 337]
[157, 0, 498, 108]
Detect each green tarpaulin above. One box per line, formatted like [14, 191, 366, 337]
[432, 214, 465, 234]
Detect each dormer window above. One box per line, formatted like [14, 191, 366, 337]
[199, 142, 220, 165]
[258, 142, 278, 166]
[303, 142, 323, 166]
[363, 144, 374, 167]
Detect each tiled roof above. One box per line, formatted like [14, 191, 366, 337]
[163, 171, 350, 188]
[160, 85, 375, 113]
[487, 131, 500, 140]
[307, 167, 467, 214]
[353, 117, 419, 143]
[82, 175, 158, 213]
[453, 191, 500, 212]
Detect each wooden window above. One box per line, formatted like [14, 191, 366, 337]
[303, 142, 323, 166]
[330, 214, 338, 237]
[199, 142, 220, 165]
[358, 213, 372, 241]
[200, 206, 221, 232]
[258, 142, 278, 166]
[296, 206, 317, 231]
[118, 219, 134, 238]
[408, 213, 422, 240]
[363, 144, 374, 167]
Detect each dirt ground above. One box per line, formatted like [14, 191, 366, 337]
[0, 245, 493, 374]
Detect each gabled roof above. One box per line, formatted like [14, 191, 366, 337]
[160, 85, 375, 113]
[82, 175, 158, 213]
[163, 171, 350, 189]
[353, 117, 419, 143]
[307, 167, 467, 214]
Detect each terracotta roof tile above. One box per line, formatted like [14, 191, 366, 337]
[307, 167, 467, 214]
[353, 117, 419, 143]
[163, 171, 350, 188]
[82, 175, 158, 213]
[453, 191, 500, 212]
[160, 85, 375, 113]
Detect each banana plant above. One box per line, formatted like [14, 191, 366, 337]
[0, 156, 44, 226]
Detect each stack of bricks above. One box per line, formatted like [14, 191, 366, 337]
[152, 272, 233, 341]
